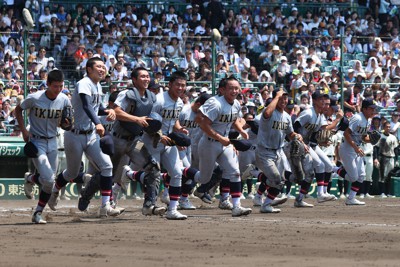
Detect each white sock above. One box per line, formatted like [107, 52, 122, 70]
[263, 196, 273, 206]
[317, 186, 324, 195]
[349, 190, 357, 199]
[102, 196, 110, 205]
[221, 192, 229, 200]
[163, 187, 169, 195]
[36, 205, 44, 212]
[180, 195, 188, 201]
[232, 197, 240, 208]
[126, 170, 134, 180]
[323, 186, 328, 194]
[298, 193, 304, 201]
[169, 200, 178, 211]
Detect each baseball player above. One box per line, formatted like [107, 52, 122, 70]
[255, 89, 302, 213]
[339, 98, 377, 205]
[109, 67, 166, 215]
[16, 69, 72, 224]
[49, 57, 119, 217]
[374, 121, 398, 198]
[359, 141, 374, 198]
[292, 90, 335, 207]
[196, 76, 252, 217]
[140, 70, 189, 220]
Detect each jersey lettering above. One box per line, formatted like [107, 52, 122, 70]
[218, 112, 238, 123]
[34, 108, 62, 119]
[355, 126, 368, 135]
[92, 94, 100, 105]
[181, 119, 198, 129]
[272, 121, 289, 130]
[162, 109, 181, 119]
[304, 122, 319, 132]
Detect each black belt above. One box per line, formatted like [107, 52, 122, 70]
[365, 154, 371, 156]
[207, 137, 219, 142]
[265, 147, 278, 151]
[380, 154, 394, 158]
[58, 148, 65, 151]
[32, 134, 55, 140]
[113, 132, 135, 141]
[72, 129, 93, 135]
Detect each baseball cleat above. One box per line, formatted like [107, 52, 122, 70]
[99, 202, 121, 217]
[120, 165, 131, 191]
[271, 195, 288, 206]
[232, 206, 252, 217]
[193, 190, 213, 204]
[32, 211, 47, 224]
[78, 196, 90, 212]
[260, 204, 281, 213]
[48, 191, 60, 211]
[178, 199, 196, 210]
[166, 209, 188, 220]
[365, 193, 374, 199]
[294, 200, 314, 208]
[246, 193, 255, 200]
[317, 193, 336, 203]
[218, 199, 233, 210]
[142, 205, 166, 216]
[24, 172, 35, 199]
[345, 197, 365, 205]
[253, 193, 263, 206]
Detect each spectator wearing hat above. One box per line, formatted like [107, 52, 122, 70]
[237, 48, 250, 72]
[180, 50, 198, 72]
[312, 67, 322, 83]
[74, 43, 86, 65]
[216, 52, 229, 74]
[274, 56, 290, 86]
[365, 57, 383, 82]
[225, 44, 239, 72]
[199, 48, 212, 69]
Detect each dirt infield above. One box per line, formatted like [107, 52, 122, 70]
[1, 197, 400, 267]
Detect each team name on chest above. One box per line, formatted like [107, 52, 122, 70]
[162, 109, 181, 119]
[355, 126, 368, 135]
[218, 112, 238, 123]
[272, 120, 289, 130]
[304, 122, 318, 132]
[34, 108, 62, 119]
[181, 119, 198, 128]
[92, 94, 100, 105]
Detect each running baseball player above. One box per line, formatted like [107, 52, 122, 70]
[196, 76, 252, 217]
[292, 90, 335, 208]
[16, 69, 71, 224]
[140, 70, 189, 220]
[109, 67, 166, 215]
[49, 57, 119, 217]
[255, 89, 301, 213]
[339, 98, 377, 205]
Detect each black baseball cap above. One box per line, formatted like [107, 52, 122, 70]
[330, 97, 339, 112]
[312, 89, 329, 99]
[287, 97, 295, 109]
[361, 98, 377, 109]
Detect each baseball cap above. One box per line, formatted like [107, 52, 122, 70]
[329, 97, 339, 112]
[228, 44, 235, 49]
[361, 98, 377, 109]
[280, 56, 287, 62]
[312, 89, 329, 99]
[186, 5, 192, 9]
[292, 69, 300, 75]
[392, 111, 400, 116]
[287, 97, 295, 109]
[272, 88, 288, 98]
[272, 45, 280, 51]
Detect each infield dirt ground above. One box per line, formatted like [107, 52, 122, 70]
[1, 197, 399, 267]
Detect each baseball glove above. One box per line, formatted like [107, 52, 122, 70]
[368, 130, 381, 145]
[315, 129, 333, 146]
[288, 139, 306, 183]
[60, 106, 73, 131]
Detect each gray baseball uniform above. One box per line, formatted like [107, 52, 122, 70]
[339, 113, 369, 183]
[198, 95, 241, 184]
[178, 103, 198, 167]
[63, 76, 113, 180]
[21, 90, 71, 193]
[256, 109, 293, 190]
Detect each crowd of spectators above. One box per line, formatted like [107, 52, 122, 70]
[1, 0, 400, 137]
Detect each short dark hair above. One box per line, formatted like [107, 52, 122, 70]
[86, 57, 104, 70]
[195, 93, 211, 105]
[47, 69, 64, 84]
[169, 70, 187, 84]
[131, 67, 148, 79]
